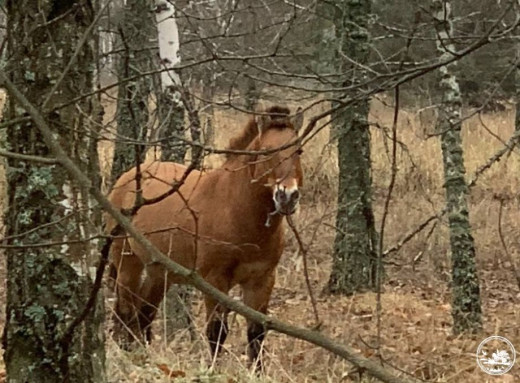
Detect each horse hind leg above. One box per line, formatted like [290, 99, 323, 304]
[136, 263, 172, 343]
[206, 304, 229, 358]
[112, 249, 145, 347]
[241, 271, 275, 372]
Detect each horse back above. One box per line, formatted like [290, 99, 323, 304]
[105, 161, 200, 234]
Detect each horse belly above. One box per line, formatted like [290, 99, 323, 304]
[128, 227, 196, 279]
[231, 259, 277, 286]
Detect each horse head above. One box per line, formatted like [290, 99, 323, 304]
[250, 106, 304, 217]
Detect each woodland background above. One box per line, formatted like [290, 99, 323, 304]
[1, 0, 520, 382]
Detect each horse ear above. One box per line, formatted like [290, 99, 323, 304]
[291, 107, 304, 132]
[248, 154, 260, 182]
[255, 114, 270, 135]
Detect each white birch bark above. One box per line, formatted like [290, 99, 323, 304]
[154, 0, 182, 95]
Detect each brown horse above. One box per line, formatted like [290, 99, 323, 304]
[106, 105, 304, 369]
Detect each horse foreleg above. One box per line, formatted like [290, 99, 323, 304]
[241, 271, 275, 372]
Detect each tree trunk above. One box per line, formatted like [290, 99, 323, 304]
[432, 0, 482, 334]
[111, 0, 156, 181]
[154, 0, 194, 340]
[326, 0, 379, 295]
[2, 1, 106, 382]
[111, 0, 193, 341]
[154, 0, 187, 163]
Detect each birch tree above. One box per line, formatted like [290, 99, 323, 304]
[432, 0, 482, 333]
[153, 0, 194, 339]
[3, 1, 105, 381]
[326, 0, 380, 295]
[110, 0, 193, 340]
[154, 0, 187, 162]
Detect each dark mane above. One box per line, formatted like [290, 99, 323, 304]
[226, 106, 291, 158]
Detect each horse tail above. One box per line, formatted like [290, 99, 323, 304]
[107, 261, 117, 292]
[102, 224, 121, 292]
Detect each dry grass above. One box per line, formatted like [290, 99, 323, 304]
[97, 94, 520, 382]
[3, 93, 520, 382]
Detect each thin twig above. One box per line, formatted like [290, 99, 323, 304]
[0, 148, 58, 164]
[59, 229, 115, 345]
[376, 85, 399, 360]
[382, 212, 441, 257]
[286, 215, 321, 329]
[0, 115, 32, 130]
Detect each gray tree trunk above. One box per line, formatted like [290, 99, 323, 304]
[432, 0, 482, 334]
[326, 0, 379, 295]
[111, 0, 156, 181]
[153, 0, 194, 341]
[111, 0, 193, 342]
[156, 90, 186, 162]
[2, 1, 106, 382]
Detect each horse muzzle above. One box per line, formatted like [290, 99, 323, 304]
[273, 186, 300, 215]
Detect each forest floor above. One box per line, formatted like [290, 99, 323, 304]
[1, 96, 520, 382]
[100, 194, 520, 383]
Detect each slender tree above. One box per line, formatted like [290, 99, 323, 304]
[432, 0, 482, 333]
[111, 0, 156, 180]
[154, 0, 187, 162]
[326, 0, 380, 295]
[110, 0, 193, 339]
[153, 0, 194, 339]
[2, 1, 105, 382]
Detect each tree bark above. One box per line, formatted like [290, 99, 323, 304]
[111, 0, 156, 181]
[326, 0, 379, 295]
[432, 0, 482, 334]
[110, 0, 193, 341]
[154, 0, 194, 339]
[2, 1, 106, 382]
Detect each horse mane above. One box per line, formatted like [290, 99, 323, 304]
[226, 106, 291, 159]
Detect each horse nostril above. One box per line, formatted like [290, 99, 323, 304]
[275, 189, 286, 202]
[291, 190, 300, 203]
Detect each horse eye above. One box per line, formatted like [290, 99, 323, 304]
[296, 149, 303, 155]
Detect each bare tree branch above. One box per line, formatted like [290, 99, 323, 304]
[0, 148, 58, 164]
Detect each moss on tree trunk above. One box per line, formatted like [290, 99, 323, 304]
[326, 0, 379, 295]
[2, 1, 105, 382]
[432, 0, 482, 334]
